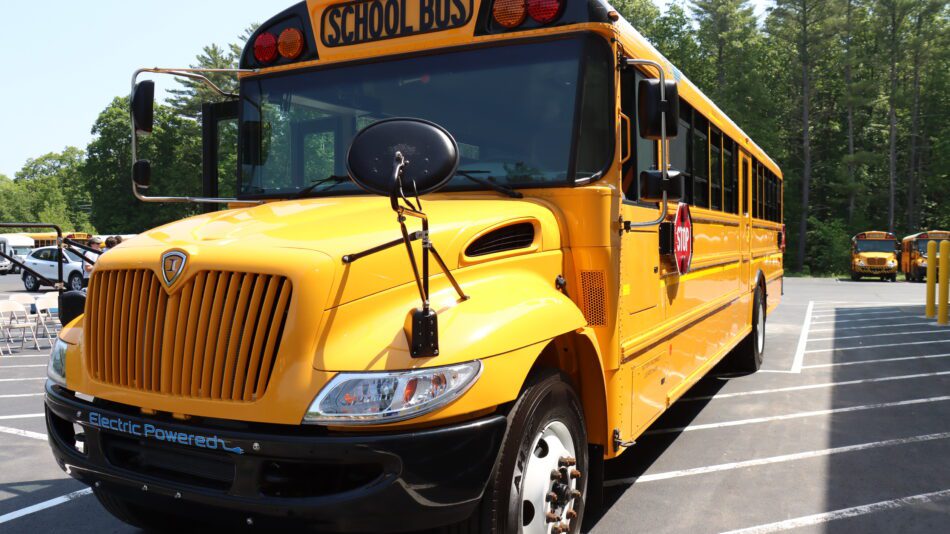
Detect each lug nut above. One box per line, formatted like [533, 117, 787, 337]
[553, 523, 571, 533]
[559, 456, 576, 467]
[551, 469, 563, 481]
[545, 512, 561, 523]
[569, 469, 581, 479]
[566, 509, 578, 520]
[546, 491, 558, 503]
[570, 489, 582, 499]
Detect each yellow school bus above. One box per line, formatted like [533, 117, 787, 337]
[25, 231, 91, 248]
[849, 231, 898, 282]
[45, 1, 783, 531]
[902, 230, 949, 281]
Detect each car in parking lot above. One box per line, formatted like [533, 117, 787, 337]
[21, 246, 86, 291]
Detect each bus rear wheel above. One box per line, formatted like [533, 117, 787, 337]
[730, 286, 765, 373]
[453, 370, 588, 534]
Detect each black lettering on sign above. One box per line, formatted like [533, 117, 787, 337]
[321, 0, 473, 47]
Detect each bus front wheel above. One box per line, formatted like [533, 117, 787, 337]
[729, 287, 765, 373]
[453, 370, 588, 534]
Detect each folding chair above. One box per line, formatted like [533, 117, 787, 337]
[35, 296, 61, 344]
[0, 300, 41, 351]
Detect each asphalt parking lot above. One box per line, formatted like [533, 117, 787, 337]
[0, 275, 948, 533]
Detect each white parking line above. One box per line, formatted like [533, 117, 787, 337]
[605, 431, 950, 486]
[803, 353, 950, 369]
[805, 339, 950, 354]
[0, 354, 48, 358]
[0, 413, 44, 420]
[0, 393, 44, 399]
[808, 329, 950, 342]
[0, 488, 93, 525]
[812, 310, 913, 319]
[0, 425, 46, 440]
[789, 300, 813, 373]
[811, 314, 913, 325]
[720, 488, 950, 534]
[810, 321, 935, 333]
[644, 396, 950, 435]
[0, 364, 46, 369]
[680, 371, 950, 402]
[0, 377, 45, 382]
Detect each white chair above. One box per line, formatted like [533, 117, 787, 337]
[0, 300, 41, 352]
[34, 296, 60, 343]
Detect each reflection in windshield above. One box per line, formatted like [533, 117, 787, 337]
[855, 240, 897, 253]
[239, 36, 610, 198]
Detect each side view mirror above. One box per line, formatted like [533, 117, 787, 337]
[346, 118, 459, 197]
[131, 80, 155, 135]
[58, 290, 86, 327]
[133, 160, 151, 189]
[639, 169, 684, 204]
[638, 78, 679, 140]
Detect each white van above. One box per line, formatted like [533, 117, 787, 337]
[0, 234, 35, 275]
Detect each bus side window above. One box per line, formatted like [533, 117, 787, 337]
[710, 128, 722, 211]
[723, 137, 737, 214]
[672, 99, 692, 203]
[621, 67, 657, 202]
[692, 114, 709, 208]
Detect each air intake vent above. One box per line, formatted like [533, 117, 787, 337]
[465, 223, 535, 257]
[579, 270, 608, 327]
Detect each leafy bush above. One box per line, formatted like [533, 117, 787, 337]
[805, 216, 851, 275]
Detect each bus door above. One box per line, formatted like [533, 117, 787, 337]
[619, 64, 667, 434]
[738, 150, 753, 290]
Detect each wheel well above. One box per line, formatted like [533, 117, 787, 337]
[525, 333, 608, 447]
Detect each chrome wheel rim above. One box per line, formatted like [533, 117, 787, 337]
[519, 420, 578, 534]
[756, 299, 765, 354]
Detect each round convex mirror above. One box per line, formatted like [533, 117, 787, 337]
[346, 118, 460, 197]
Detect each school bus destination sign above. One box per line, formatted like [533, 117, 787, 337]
[321, 0, 473, 46]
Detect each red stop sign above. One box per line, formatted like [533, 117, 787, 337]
[673, 202, 693, 274]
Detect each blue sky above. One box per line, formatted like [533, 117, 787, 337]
[0, 0, 774, 178]
[0, 0, 277, 177]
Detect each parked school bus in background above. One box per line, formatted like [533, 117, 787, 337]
[903, 230, 949, 282]
[44, 1, 783, 531]
[850, 231, 898, 282]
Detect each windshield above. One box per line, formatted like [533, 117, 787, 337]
[12, 247, 30, 256]
[917, 240, 940, 256]
[855, 240, 896, 253]
[239, 36, 611, 198]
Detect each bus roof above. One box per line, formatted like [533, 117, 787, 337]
[903, 230, 950, 242]
[243, 0, 782, 180]
[852, 231, 895, 241]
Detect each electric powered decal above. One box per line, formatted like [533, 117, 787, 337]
[88, 412, 245, 455]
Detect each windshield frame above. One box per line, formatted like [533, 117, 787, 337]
[234, 32, 615, 201]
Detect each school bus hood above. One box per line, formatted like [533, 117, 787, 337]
[114, 195, 562, 307]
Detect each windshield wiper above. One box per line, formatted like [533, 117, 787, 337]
[293, 175, 351, 198]
[455, 170, 523, 198]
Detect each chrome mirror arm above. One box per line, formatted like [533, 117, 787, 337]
[130, 67, 261, 205]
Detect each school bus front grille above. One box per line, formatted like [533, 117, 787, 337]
[868, 258, 886, 266]
[85, 269, 293, 402]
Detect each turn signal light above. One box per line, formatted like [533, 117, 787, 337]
[254, 32, 278, 64]
[493, 0, 527, 28]
[527, 0, 562, 23]
[278, 28, 304, 59]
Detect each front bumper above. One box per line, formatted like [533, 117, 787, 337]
[853, 265, 897, 275]
[45, 382, 506, 531]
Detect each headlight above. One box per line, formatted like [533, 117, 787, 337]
[856, 259, 865, 266]
[304, 361, 482, 425]
[48, 339, 68, 387]
[888, 260, 897, 267]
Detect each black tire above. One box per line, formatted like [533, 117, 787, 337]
[68, 272, 83, 292]
[850, 272, 860, 281]
[22, 273, 39, 292]
[93, 487, 185, 532]
[730, 286, 765, 373]
[451, 370, 588, 534]
[890, 273, 898, 282]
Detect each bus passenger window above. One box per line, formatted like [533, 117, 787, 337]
[692, 114, 709, 208]
[710, 129, 722, 211]
[672, 99, 693, 203]
[723, 138, 737, 214]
